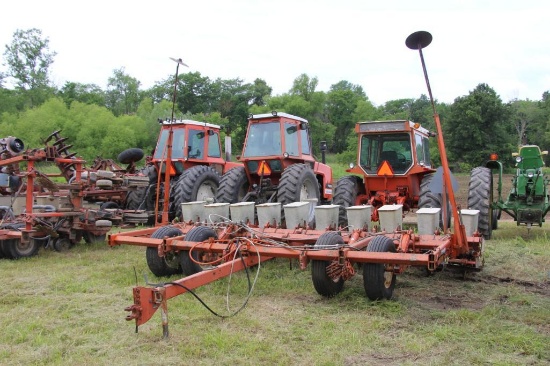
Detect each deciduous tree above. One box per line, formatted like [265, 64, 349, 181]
[2, 28, 56, 107]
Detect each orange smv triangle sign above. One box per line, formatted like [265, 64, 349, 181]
[377, 161, 394, 176]
[258, 161, 272, 176]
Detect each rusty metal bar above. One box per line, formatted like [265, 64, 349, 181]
[125, 253, 267, 328]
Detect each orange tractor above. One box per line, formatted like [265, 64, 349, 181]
[124, 118, 240, 223]
[123, 58, 240, 224]
[215, 111, 333, 225]
[333, 119, 452, 229]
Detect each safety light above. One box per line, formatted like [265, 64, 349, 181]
[413, 122, 421, 129]
[489, 153, 499, 161]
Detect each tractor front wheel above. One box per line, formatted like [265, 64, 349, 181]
[363, 236, 396, 300]
[311, 231, 345, 297]
[468, 166, 493, 239]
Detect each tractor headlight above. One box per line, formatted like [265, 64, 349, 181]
[349, 162, 355, 169]
[527, 171, 534, 178]
[283, 152, 289, 158]
[515, 156, 522, 163]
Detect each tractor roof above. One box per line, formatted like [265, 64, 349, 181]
[249, 112, 308, 123]
[158, 119, 221, 129]
[356, 120, 430, 135]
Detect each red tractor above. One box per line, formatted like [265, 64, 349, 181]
[124, 119, 241, 223]
[215, 111, 333, 225]
[333, 119, 449, 228]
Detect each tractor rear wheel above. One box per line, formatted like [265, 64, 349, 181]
[171, 166, 220, 220]
[215, 167, 249, 203]
[333, 175, 365, 228]
[146, 226, 183, 277]
[418, 173, 451, 230]
[125, 186, 156, 211]
[467, 166, 493, 239]
[125, 165, 158, 212]
[277, 164, 320, 226]
[311, 231, 345, 297]
[179, 226, 218, 276]
[363, 236, 396, 300]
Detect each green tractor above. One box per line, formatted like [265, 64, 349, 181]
[468, 145, 550, 239]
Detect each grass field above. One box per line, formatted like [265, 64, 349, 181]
[1, 164, 548, 365]
[1, 225, 548, 365]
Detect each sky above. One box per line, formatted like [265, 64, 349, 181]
[1, 0, 549, 106]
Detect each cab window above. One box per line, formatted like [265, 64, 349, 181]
[208, 131, 221, 158]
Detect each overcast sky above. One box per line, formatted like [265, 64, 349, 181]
[1, 0, 548, 106]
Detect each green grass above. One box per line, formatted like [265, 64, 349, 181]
[325, 154, 351, 181]
[0, 222, 549, 365]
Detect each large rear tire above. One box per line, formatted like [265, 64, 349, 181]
[418, 173, 451, 230]
[146, 226, 183, 277]
[170, 166, 220, 219]
[363, 236, 396, 300]
[179, 226, 218, 276]
[311, 232, 345, 297]
[215, 167, 249, 203]
[125, 165, 158, 211]
[277, 164, 320, 226]
[333, 175, 365, 228]
[468, 166, 493, 239]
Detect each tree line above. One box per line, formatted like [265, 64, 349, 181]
[1, 28, 549, 171]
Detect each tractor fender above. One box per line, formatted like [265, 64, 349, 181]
[485, 159, 502, 173]
[313, 161, 333, 201]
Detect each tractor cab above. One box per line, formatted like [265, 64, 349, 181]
[241, 111, 314, 170]
[356, 120, 432, 176]
[216, 111, 333, 213]
[152, 119, 226, 176]
[335, 119, 439, 224]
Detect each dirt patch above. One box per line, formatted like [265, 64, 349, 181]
[453, 173, 514, 219]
